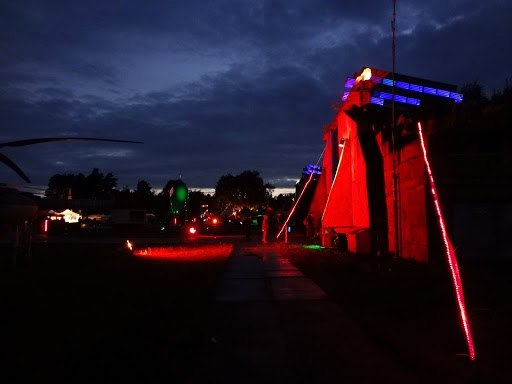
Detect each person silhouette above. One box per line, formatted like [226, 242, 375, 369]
[304, 214, 314, 240]
[262, 213, 269, 243]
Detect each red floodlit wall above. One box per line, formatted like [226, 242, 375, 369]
[379, 129, 429, 262]
[379, 132, 397, 253]
[318, 111, 430, 260]
[315, 67, 435, 260]
[322, 132, 353, 228]
[322, 127, 334, 193]
[399, 139, 429, 262]
[320, 111, 371, 251]
[378, 131, 429, 262]
[308, 171, 327, 219]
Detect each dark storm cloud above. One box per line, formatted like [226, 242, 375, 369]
[1, 0, 511, 192]
[396, 1, 512, 93]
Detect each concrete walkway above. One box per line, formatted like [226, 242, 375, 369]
[201, 240, 420, 383]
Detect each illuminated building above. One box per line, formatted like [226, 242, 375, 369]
[312, 67, 467, 262]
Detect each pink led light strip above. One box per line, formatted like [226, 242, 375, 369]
[418, 121, 476, 360]
[276, 148, 325, 239]
[276, 172, 314, 239]
[321, 142, 346, 221]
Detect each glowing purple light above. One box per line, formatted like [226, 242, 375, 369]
[396, 81, 410, 90]
[437, 89, 450, 98]
[450, 92, 463, 103]
[406, 97, 421, 106]
[394, 95, 406, 103]
[344, 78, 356, 89]
[370, 97, 384, 106]
[423, 86, 437, 95]
[410, 84, 423, 92]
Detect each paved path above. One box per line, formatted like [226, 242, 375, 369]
[201, 241, 420, 383]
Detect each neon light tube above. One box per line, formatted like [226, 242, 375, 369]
[321, 142, 347, 222]
[418, 121, 476, 361]
[276, 171, 315, 240]
[276, 148, 325, 239]
[382, 78, 394, 86]
[370, 97, 384, 106]
[344, 78, 356, 89]
[410, 84, 423, 92]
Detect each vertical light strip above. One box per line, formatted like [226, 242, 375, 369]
[276, 147, 325, 240]
[417, 121, 476, 361]
[321, 142, 346, 222]
[276, 172, 315, 240]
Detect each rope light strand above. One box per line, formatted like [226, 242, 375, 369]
[321, 140, 347, 221]
[417, 121, 476, 361]
[276, 147, 325, 239]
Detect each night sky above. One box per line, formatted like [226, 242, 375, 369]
[1, 0, 511, 194]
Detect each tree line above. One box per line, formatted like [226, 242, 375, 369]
[44, 168, 294, 219]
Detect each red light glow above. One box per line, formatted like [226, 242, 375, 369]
[44, 219, 49, 233]
[133, 243, 233, 261]
[276, 172, 315, 239]
[418, 121, 476, 361]
[212, 218, 218, 224]
[321, 141, 346, 221]
[189, 226, 197, 234]
[276, 148, 325, 240]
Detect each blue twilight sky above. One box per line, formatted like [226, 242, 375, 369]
[1, 0, 511, 193]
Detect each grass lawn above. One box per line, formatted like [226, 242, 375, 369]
[276, 242, 511, 383]
[0, 241, 233, 382]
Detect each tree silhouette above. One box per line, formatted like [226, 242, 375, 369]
[214, 170, 274, 211]
[135, 180, 154, 197]
[45, 168, 117, 199]
[460, 81, 488, 108]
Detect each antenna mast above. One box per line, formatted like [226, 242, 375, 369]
[391, 0, 401, 259]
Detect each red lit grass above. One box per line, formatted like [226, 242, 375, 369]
[134, 243, 233, 261]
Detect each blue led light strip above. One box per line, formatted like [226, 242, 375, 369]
[344, 75, 463, 103]
[373, 91, 421, 106]
[370, 97, 384, 106]
[344, 78, 356, 88]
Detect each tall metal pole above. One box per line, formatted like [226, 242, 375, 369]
[391, 0, 401, 259]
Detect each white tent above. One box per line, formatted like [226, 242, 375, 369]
[57, 209, 82, 223]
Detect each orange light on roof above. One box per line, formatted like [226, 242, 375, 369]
[356, 67, 372, 83]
